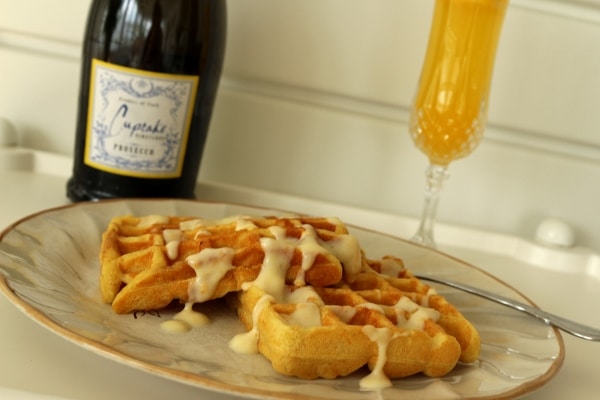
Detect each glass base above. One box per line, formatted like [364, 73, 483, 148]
[410, 230, 436, 248]
[410, 164, 449, 248]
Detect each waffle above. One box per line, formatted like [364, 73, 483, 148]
[99, 213, 480, 387]
[230, 257, 480, 385]
[100, 214, 355, 314]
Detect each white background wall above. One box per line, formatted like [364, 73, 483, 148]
[1, 0, 599, 251]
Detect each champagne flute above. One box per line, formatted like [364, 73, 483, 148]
[409, 0, 509, 247]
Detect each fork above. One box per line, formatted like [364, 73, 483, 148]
[415, 274, 600, 341]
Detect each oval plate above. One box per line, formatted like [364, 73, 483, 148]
[0, 199, 564, 399]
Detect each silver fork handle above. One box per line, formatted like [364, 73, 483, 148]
[416, 274, 600, 342]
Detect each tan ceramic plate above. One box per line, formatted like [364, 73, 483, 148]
[0, 199, 564, 399]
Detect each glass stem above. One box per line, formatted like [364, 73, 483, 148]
[411, 164, 449, 248]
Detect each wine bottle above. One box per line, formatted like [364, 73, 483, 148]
[67, 0, 226, 201]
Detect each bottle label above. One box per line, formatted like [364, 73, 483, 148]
[84, 59, 199, 178]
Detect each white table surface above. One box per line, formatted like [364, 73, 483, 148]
[1, 162, 599, 399]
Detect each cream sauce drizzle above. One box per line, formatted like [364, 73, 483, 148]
[160, 319, 191, 334]
[240, 226, 294, 301]
[294, 224, 329, 286]
[282, 302, 322, 328]
[326, 305, 357, 324]
[179, 218, 204, 231]
[193, 229, 211, 239]
[325, 234, 362, 278]
[229, 294, 274, 354]
[162, 229, 182, 260]
[235, 217, 257, 231]
[137, 215, 170, 229]
[176, 302, 211, 327]
[394, 296, 440, 330]
[178, 215, 253, 232]
[359, 326, 397, 389]
[160, 303, 211, 333]
[186, 247, 235, 303]
[284, 286, 322, 305]
[379, 257, 405, 277]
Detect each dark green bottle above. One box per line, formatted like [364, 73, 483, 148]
[67, 0, 226, 201]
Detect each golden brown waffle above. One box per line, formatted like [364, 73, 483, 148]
[99, 213, 480, 387]
[100, 214, 354, 313]
[230, 257, 480, 386]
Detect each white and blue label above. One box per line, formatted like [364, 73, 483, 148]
[85, 59, 199, 178]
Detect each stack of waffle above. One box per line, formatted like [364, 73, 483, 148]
[99, 214, 480, 387]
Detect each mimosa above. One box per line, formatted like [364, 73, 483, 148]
[408, 0, 509, 247]
[410, 0, 509, 166]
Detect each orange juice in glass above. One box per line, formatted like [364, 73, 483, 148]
[409, 0, 509, 246]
